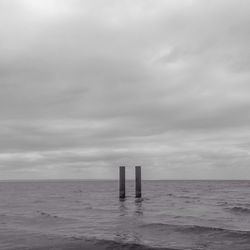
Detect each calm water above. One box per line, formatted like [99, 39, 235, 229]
[1, 180, 250, 249]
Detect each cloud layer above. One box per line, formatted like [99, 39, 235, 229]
[1, 0, 250, 179]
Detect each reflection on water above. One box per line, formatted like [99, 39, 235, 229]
[115, 198, 144, 244]
[119, 199, 129, 217]
[134, 198, 143, 216]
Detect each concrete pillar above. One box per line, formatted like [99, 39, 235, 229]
[119, 166, 126, 199]
[135, 166, 141, 198]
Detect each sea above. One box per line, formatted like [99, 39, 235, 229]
[1, 180, 250, 250]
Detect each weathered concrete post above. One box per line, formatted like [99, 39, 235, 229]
[119, 166, 126, 199]
[135, 166, 141, 198]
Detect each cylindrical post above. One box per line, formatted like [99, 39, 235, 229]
[135, 166, 141, 198]
[119, 166, 126, 199]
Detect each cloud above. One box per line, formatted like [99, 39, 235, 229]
[0, 0, 250, 179]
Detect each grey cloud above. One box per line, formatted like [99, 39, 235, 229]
[0, 0, 250, 179]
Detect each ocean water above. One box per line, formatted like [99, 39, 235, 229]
[1, 180, 250, 249]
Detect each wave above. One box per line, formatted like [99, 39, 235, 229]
[0, 231, 178, 250]
[140, 223, 250, 236]
[227, 206, 250, 214]
[89, 238, 178, 250]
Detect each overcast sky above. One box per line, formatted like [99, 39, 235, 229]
[0, 0, 250, 180]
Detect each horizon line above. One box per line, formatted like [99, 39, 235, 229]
[0, 178, 250, 182]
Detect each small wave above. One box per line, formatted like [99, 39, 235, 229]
[73, 189, 83, 193]
[140, 223, 250, 236]
[178, 195, 200, 200]
[227, 206, 250, 214]
[36, 210, 59, 218]
[217, 201, 229, 206]
[84, 205, 93, 210]
[33, 199, 44, 204]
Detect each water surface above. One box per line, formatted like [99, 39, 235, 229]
[1, 180, 250, 249]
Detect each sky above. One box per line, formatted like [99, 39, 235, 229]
[0, 0, 250, 180]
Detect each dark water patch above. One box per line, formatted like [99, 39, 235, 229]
[167, 193, 174, 197]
